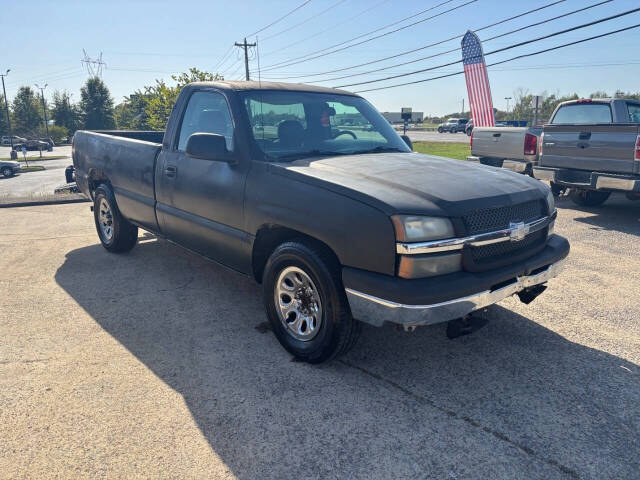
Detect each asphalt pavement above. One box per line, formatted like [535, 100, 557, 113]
[0, 194, 638, 479]
[0, 146, 72, 200]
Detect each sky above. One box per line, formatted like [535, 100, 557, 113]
[2, 0, 639, 116]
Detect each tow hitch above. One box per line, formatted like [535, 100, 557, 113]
[517, 284, 547, 304]
[446, 314, 489, 339]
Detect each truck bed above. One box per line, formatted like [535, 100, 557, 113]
[72, 130, 164, 231]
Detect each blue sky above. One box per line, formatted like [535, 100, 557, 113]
[2, 0, 639, 116]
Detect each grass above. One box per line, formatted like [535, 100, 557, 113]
[412, 141, 470, 160]
[15, 155, 67, 162]
[19, 166, 45, 172]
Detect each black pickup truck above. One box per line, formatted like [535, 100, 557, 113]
[73, 81, 569, 363]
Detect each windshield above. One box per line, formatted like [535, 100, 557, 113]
[240, 90, 411, 161]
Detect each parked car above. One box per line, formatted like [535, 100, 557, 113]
[467, 126, 542, 175]
[40, 137, 55, 149]
[438, 118, 468, 133]
[465, 118, 474, 136]
[73, 81, 569, 363]
[13, 139, 50, 151]
[0, 160, 21, 177]
[1, 135, 26, 146]
[533, 98, 640, 205]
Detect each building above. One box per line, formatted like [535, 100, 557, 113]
[381, 111, 424, 123]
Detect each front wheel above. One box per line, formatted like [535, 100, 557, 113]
[93, 184, 138, 253]
[262, 241, 361, 363]
[1, 167, 14, 178]
[570, 189, 610, 207]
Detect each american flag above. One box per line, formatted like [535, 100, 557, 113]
[461, 31, 495, 127]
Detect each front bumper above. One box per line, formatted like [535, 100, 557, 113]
[533, 167, 640, 192]
[343, 234, 569, 328]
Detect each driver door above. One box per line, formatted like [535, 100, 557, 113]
[155, 89, 251, 272]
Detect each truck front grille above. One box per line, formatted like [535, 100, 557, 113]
[462, 200, 545, 235]
[461, 200, 547, 272]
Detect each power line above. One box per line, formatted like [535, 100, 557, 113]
[259, 0, 474, 72]
[260, 0, 391, 58]
[272, 0, 609, 82]
[354, 22, 640, 93]
[262, 0, 347, 41]
[246, 0, 312, 37]
[335, 6, 640, 88]
[212, 45, 235, 72]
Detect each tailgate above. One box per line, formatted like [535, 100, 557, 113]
[471, 127, 527, 160]
[541, 124, 639, 174]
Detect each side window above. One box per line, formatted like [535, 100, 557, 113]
[551, 104, 612, 124]
[627, 104, 640, 123]
[177, 91, 234, 152]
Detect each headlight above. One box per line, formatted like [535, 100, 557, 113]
[391, 215, 455, 242]
[545, 189, 555, 214]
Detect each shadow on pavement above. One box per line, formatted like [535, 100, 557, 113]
[55, 238, 639, 479]
[556, 193, 640, 236]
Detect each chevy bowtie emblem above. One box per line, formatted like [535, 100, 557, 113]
[509, 221, 530, 241]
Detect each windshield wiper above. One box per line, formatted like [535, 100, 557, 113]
[351, 146, 405, 155]
[275, 150, 349, 161]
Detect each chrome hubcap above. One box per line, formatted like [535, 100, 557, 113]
[274, 266, 322, 341]
[98, 198, 114, 241]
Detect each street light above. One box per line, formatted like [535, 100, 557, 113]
[0, 68, 17, 159]
[35, 83, 50, 140]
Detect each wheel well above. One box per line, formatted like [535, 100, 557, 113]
[87, 169, 110, 199]
[251, 225, 341, 283]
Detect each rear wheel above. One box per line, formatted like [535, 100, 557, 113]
[570, 188, 610, 207]
[1, 167, 13, 178]
[93, 184, 138, 253]
[262, 241, 361, 363]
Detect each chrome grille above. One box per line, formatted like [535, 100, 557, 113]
[462, 201, 545, 235]
[469, 229, 546, 264]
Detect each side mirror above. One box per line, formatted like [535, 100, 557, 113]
[186, 133, 234, 163]
[401, 135, 413, 151]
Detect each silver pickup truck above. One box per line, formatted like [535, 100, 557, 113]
[467, 126, 542, 175]
[533, 98, 640, 206]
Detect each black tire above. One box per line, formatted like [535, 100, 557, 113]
[437, 127, 443, 133]
[1, 167, 14, 178]
[570, 189, 610, 207]
[262, 241, 361, 364]
[550, 181, 566, 197]
[65, 166, 75, 183]
[93, 184, 138, 253]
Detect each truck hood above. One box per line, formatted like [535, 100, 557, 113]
[270, 152, 548, 217]
[1, 161, 20, 168]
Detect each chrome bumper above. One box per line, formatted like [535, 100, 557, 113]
[345, 259, 566, 328]
[533, 167, 640, 192]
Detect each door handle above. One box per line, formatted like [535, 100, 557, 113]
[164, 165, 177, 178]
[578, 131, 591, 140]
[492, 133, 501, 137]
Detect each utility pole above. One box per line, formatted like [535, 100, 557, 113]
[234, 38, 256, 81]
[461, 98, 465, 115]
[1, 69, 17, 159]
[504, 96, 512, 121]
[35, 83, 50, 139]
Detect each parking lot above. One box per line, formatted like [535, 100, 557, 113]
[0, 146, 72, 200]
[0, 194, 638, 479]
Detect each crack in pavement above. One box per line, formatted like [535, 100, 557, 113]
[340, 359, 580, 479]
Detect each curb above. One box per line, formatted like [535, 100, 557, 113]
[0, 197, 90, 208]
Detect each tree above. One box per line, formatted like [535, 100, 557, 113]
[12, 86, 42, 136]
[79, 77, 115, 129]
[114, 92, 148, 130]
[0, 94, 8, 137]
[142, 68, 223, 130]
[51, 90, 80, 134]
